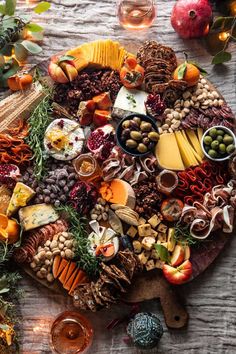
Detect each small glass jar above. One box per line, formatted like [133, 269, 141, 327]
[73, 154, 101, 182]
[50, 311, 93, 354]
[156, 170, 178, 195]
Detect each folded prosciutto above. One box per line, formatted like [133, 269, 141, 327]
[181, 180, 236, 239]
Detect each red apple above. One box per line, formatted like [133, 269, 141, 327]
[48, 61, 69, 83]
[93, 92, 112, 110]
[184, 245, 191, 261]
[170, 244, 185, 266]
[163, 260, 192, 285]
[93, 110, 111, 127]
[60, 62, 78, 82]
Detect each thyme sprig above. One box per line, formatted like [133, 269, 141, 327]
[55, 205, 100, 278]
[26, 93, 52, 180]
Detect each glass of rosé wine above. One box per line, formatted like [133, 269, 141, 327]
[117, 0, 156, 30]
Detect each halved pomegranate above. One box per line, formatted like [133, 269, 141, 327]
[87, 124, 115, 160]
[0, 164, 20, 187]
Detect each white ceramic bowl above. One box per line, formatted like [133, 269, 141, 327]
[201, 125, 236, 162]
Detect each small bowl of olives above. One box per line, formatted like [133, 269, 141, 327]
[116, 114, 159, 156]
[201, 125, 236, 161]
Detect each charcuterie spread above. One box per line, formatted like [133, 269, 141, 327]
[1, 39, 236, 313]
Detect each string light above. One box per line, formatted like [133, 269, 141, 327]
[218, 31, 230, 41]
[230, 0, 236, 15]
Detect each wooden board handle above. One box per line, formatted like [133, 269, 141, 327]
[159, 285, 188, 329]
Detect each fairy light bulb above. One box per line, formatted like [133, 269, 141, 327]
[218, 32, 230, 41]
[230, 0, 236, 15]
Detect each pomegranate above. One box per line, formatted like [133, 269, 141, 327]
[69, 181, 98, 215]
[87, 124, 115, 159]
[171, 0, 212, 39]
[0, 164, 20, 187]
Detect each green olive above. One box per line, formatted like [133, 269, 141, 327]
[148, 131, 160, 142]
[126, 139, 138, 149]
[211, 140, 219, 150]
[226, 144, 235, 154]
[223, 135, 234, 145]
[209, 128, 218, 138]
[216, 135, 223, 143]
[130, 131, 142, 141]
[122, 120, 130, 129]
[204, 136, 213, 145]
[208, 149, 218, 158]
[140, 122, 152, 132]
[217, 129, 225, 136]
[219, 144, 226, 153]
[137, 143, 148, 153]
[133, 117, 141, 125]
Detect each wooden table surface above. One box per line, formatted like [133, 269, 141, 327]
[11, 1, 236, 353]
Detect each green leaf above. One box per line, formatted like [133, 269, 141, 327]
[25, 23, 44, 33]
[21, 40, 42, 54]
[0, 288, 10, 294]
[58, 55, 75, 63]
[0, 44, 13, 56]
[177, 62, 187, 80]
[14, 43, 29, 62]
[188, 61, 208, 76]
[0, 58, 19, 88]
[5, 0, 16, 16]
[212, 51, 232, 65]
[30, 31, 44, 41]
[0, 4, 6, 14]
[154, 244, 170, 263]
[211, 16, 234, 31]
[34, 1, 51, 14]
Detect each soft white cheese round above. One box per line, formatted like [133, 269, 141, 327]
[44, 118, 84, 161]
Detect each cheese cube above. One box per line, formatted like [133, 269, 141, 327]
[138, 224, 152, 237]
[141, 237, 156, 251]
[151, 248, 160, 260]
[157, 223, 168, 233]
[127, 226, 138, 238]
[148, 214, 161, 229]
[138, 251, 150, 265]
[151, 229, 158, 238]
[145, 259, 155, 271]
[133, 240, 142, 254]
[158, 232, 167, 243]
[155, 260, 165, 269]
[138, 217, 147, 225]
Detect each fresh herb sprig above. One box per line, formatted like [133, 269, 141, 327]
[126, 93, 137, 108]
[26, 94, 52, 180]
[55, 205, 100, 278]
[174, 223, 198, 246]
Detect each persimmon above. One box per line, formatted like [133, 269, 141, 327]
[173, 63, 200, 87]
[120, 56, 144, 89]
[0, 213, 20, 244]
[7, 73, 33, 91]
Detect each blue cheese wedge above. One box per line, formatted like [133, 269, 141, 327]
[19, 204, 59, 231]
[112, 87, 148, 119]
[44, 118, 85, 161]
[7, 182, 35, 217]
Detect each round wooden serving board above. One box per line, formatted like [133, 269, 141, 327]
[1, 48, 235, 329]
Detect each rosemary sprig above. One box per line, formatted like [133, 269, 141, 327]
[174, 223, 198, 246]
[26, 94, 52, 180]
[55, 205, 100, 278]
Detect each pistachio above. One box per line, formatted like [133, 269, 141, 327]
[91, 213, 98, 220]
[201, 78, 207, 85]
[36, 271, 44, 279]
[183, 108, 190, 114]
[168, 128, 174, 133]
[184, 101, 190, 108]
[45, 259, 51, 266]
[204, 84, 209, 90]
[59, 243, 64, 250]
[65, 249, 74, 259]
[47, 274, 54, 283]
[64, 240, 73, 248]
[30, 262, 37, 269]
[167, 114, 173, 119]
[183, 91, 191, 100]
[102, 213, 108, 221]
[60, 251, 65, 258]
[45, 240, 51, 247]
[52, 249, 60, 256]
[97, 214, 102, 221]
[61, 232, 68, 237]
[38, 251, 46, 260]
[164, 108, 172, 114]
[162, 124, 169, 130]
[212, 91, 219, 99]
[50, 240, 58, 249]
[213, 99, 219, 107]
[40, 267, 47, 275]
[219, 99, 224, 106]
[196, 89, 202, 96]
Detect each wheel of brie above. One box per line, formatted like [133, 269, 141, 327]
[44, 118, 85, 161]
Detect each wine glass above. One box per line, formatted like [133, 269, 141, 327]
[50, 311, 93, 354]
[117, 0, 156, 30]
